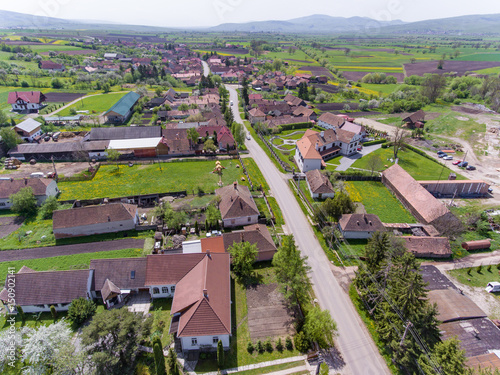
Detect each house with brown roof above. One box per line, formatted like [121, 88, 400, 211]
[305, 170, 335, 199]
[0, 267, 90, 313]
[8, 91, 46, 112]
[402, 110, 425, 129]
[216, 183, 259, 227]
[292, 106, 317, 121]
[294, 129, 361, 172]
[398, 236, 452, 258]
[283, 94, 307, 107]
[0, 177, 59, 210]
[39, 60, 65, 72]
[382, 164, 461, 234]
[248, 108, 266, 124]
[338, 213, 385, 239]
[53, 203, 139, 239]
[318, 112, 345, 130]
[223, 224, 277, 262]
[162, 128, 193, 155]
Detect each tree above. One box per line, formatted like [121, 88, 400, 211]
[155, 87, 163, 97]
[67, 297, 97, 325]
[229, 241, 258, 279]
[0, 127, 21, 153]
[392, 127, 409, 160]
[293, 331, 310, 352]
[81, 307, 152, 375]
[217, 340, 224, 368]
[272, 235, 311, 306]
[203, 138, 217, 153]
[166, 348, 179, 375]
[418, 337, 468, 375]
[187, 127, 199, 147]
[421, 73, 446, 103]
[39, 196, 59, 219]
[51, 77, 64, 89]
[50, 305, 57, 319]
[366, 154, 383, 176]
[106, 148, 121, 170]
[205, 204, 221, 229]
[10, 186, 37, 216]
[303, 306, 337, 348]
[153, 337, 166, 375]
[316, 191, 355, 222]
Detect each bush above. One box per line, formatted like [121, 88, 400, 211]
[256, 340, 264, 353]
[247, 341, 254, 353]
[363, 139, 386, 147]
[497, 263, 500, 270]
[477, 264, 483, 273]
[50, 305, 57, 319]
[264, 338, 273, 352]
[294, 331, 310, 353]
[487, 264, 492, 272]
[467, 268, 472, 275]
[276, 338, 283, 352]
[286, 336, 293, 350]
[39, 196, 59, 219]
[67, 297, 97, 325]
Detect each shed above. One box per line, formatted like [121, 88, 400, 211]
[461, 240, 491, 251]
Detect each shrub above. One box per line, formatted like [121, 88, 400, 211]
[67, 297, 97, 325]
[276, 338, 283, 352]
[497, 263, 500, 270]
[50, 305, 57, 320]
[153, 337, 166, 375]
[477, 264, 483, 273]
[286, 336, 293, 350]
[294, 331, 310, 353]
[363, 139, 386, 147]
[256, 340, 264, 353]
[487, 264, 492, 272]
[467, 268, 472, 275]
[217, 340, 224, 368]
[264, 338, 273, 352]
[247, 341, 254, 353]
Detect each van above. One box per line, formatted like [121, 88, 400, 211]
[30, 172, 45, 178]
[485, 282, 500, 293]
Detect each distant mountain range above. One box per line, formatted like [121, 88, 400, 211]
[1, 9, 500, 35]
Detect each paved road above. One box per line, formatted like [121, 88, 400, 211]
[0, 238, 145, 262]
[227, 85, 390, 375]
[201, 61, 210, 77]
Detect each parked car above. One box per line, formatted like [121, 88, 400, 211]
[443, 155, 453, 160]
[486, 282, 500, 293]
[437, 151, 446, 155]
[466, 165, 476, 170]
[452, 160, 462, 165]
[357, 146, 362, 151]
[246, 135, 251, 140]
[458, 161, 469, 168]
[438, 153, 446, 158]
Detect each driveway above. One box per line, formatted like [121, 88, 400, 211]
[227, 85, 390, 375]
[0, 238, 145, 262]
[335, 144, 382, 171]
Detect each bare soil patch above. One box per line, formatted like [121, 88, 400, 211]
[404, 60, 500, 77]
[2, 162, 89, 179]
[44, 92, 87, 103]
[246, 283, 296, 340]
[299, 66, 334, 78]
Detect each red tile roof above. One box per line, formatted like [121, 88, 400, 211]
[53, 203, 137, 230]
[145, 253, 205, 286]
[8, 91, 45, 104]
[398, 236, 452, 258]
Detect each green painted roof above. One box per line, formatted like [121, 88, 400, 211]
[104, 91, 140, 117]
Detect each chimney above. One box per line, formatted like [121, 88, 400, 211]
[233, 181, 237, 189]
[203, 289, 208, 298]
[107, 215, 111, 222]
[206, 249, 211, 258]
[320, 131, 324, 138]
[24, 178, 27, 185]
[356, 221, 359, 226]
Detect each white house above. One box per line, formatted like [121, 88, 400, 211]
[8, 91, 46, 113]
[0, 178, 59, 209]
[215, 183, 259, 228]
[305, 169, 335, 199]
[338, 213, 385, 239]
[14, 118, 42, 142]
[52, 203, 139, 239]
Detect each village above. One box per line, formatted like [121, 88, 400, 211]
[0, 18, 500, 375]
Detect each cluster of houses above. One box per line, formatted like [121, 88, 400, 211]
[251, 70, 328, 92]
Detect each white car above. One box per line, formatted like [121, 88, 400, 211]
[443, 155, 453, 160]
[246, 135, 251, 140]
[230, 101, 234, 106]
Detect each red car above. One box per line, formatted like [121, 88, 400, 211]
[357, 146, 362, 151]
[452, 160, 462, 165]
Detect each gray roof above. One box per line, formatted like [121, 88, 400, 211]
[9, 141, 109, 155]
[86, 126, 162, 141]
[14, 118, 42, 133]
[338, 213, 385, 232]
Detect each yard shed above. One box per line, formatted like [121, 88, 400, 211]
[107, 137, 169, 157]
[104, 91, 140, 124]
[398, 236, 452, 258]
[462, 239, 491, 251]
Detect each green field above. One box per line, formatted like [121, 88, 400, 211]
[56, 92, 128, 116]
[29, 44, 85, 53]
[0, 248, 142, 284]
[345, 181, 416, 223]
[242, 157, 269, 192]
[425, 113, 486, 147]
[350, 147, 466, 181]
[456, 53, 500, 62]
[447, 267, 500, 305]
[58, 160, 245, 200]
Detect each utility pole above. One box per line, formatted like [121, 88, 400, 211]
[400, 321, 413, 346]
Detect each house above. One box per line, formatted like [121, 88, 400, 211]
[317, 112, 345, 130]
[223, 224, 277, 262]
[305, 169, 335, 199]
[8, 91, 46, 112]
[196, 125, 235, 151]
[338, 213, 385, 239]
[162, 128, 192, 155]
[39, 60, 65, 72]
[215, 183, 259, 227]
[104, 91, 141, 123]
[398, 236, 452, 258]
[294, 129, 361, 173]
[283, 94, 307, 107]
[107, 137, 169, 157]
[0, 267, 90, 313]
[13, 118, 42, 142]
[247, 108, 266, 125]
[0, 178, 59, 209]
[402, 110, 425, 129]
[89, 258, 147, 309]
[144, 96, 167, 109]
[52, 203, 139, 239]
[292, 106, 317, 121]
[382, 164, 461, 234]
[146, 252, 231, 350]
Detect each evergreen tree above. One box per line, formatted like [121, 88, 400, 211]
[217, 340, 224, 368]
[153, 337, 166, 375]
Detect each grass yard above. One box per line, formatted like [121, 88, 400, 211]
[242, 158, 269, 192]
[447, 267, 500, 291]
[0, 248, 142, 284]
[359, 83, 400, 95]
[337, 239, 369, 264]
[350, 147, 466, 181]
[55, 92, 128, 116]
[231, 361, 305, 375]
[58, 160, 244, 200]
[324, 156, 343, 170]
[268, 197, 285, 227]
[150, 298, 173, 345]
[425, 113, 486, 148]
[345, 181, 416, 223]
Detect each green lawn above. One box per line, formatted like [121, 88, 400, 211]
[447, 267, 500, 291]
[345, 181, 416, 223]
[242, 158, 270, 192]
[358, 83, 400, 95]
[350, 147, 466, 181]
[425, 113, 486, 147]
[58, 160, 245, 200]
[150, 298, 173, 345]
[0, 248, 142, 284]
[337, 239, 369, 263]
[55, 92, 128, 116]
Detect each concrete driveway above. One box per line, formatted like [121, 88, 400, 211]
[335, 144, 382, 171]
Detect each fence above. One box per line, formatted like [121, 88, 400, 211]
[237, 153, 254, 191]
[258, 132, 293, 173]
[60, 190, 187, 206]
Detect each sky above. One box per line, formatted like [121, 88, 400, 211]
[1, 0, 500, 28]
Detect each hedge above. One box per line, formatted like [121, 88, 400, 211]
[278, 122, 313, 132]
[404, 143, 446, 167]
[362, 139, 386, 146]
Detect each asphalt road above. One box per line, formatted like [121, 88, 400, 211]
[201, 61, 209, 77]
[228, 85, 390, 375]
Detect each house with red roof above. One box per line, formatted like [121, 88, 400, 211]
[39, 60, 65, 72]
[8, 91, 46, 113]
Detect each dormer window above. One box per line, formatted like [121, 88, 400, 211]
[131, 271, 135, 279]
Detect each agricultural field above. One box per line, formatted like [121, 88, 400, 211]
[345, 181, 416, 223]
[350, 147, 466, 181]
[58, 160, 245, 200]
[56, 92, 128, 116]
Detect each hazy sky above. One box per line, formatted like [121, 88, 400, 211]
[1, 0, 500, 28]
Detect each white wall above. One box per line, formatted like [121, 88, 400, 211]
[317, 120, 337, 130]
[54, 218, 136, 239]
[340, 229, 375, 239]
[150, 285, 176, 298]
[181, 334, 230, 350]
[21, 302, 72, 314]
[223, 214, 259, 228]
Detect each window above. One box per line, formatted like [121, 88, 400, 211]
[191, 338, 198, 346]
[0, 202, 5, 207]
[162, 287, 169, 294]
[153, 287, 160, 294]
[247, 217, 251, 222]
[131, 271, 135, 279]
[213, 336, 219, 344]
[170, 286, 175, 293]
[231, 219, 235, 225]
